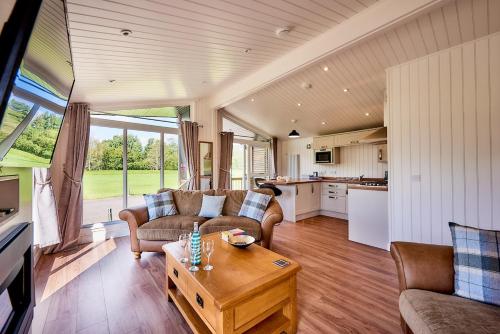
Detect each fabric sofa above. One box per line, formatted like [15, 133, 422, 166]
[119, 188, 283, 258]
[390, 242, 500, 334]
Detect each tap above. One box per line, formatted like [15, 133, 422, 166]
[359, 174, 365, 181]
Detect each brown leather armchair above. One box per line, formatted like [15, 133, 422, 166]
[390, 242, 454, 333]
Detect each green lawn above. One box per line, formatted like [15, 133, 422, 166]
[1, 148, 49, 167]
[83, 169, 179, 200]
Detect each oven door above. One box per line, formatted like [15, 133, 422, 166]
[315, 150, 332, 164]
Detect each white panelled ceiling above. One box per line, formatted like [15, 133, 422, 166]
[225, 0, 500, 138]
[66, 0, 378, 106]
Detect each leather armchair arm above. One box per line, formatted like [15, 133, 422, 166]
[260, 199, 283, 249]
[119, 206, 149, 252]
[390, 242, 454, 295]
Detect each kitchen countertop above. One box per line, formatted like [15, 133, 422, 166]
[264, 177, 387, 191]
[348, 184, 388, 192]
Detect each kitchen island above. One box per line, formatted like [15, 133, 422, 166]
[265, 178, 387, 222]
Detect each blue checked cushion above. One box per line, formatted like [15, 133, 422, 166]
[449, 222, 500, 306]
[238, 191, 272, 222]
[144, 191, 177, 220]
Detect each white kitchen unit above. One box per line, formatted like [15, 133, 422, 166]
[275, 181, 348, 222]
[320, 182, 348, 219]
[275, 182, 321, 222]
[348, 188, 389, 250]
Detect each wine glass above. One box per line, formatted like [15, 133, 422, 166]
[202, 239, 215, 271]
[178, 233, 189, 263]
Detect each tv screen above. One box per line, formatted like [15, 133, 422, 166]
[0, 0, 74, 168]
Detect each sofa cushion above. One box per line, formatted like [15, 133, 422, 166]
[238, 191, 272, 222]
[449, 222, 500, 306]
[137, 215, 207, 241]
[199, 195, 226, 218]
[199, 216, 261, 241]
[158, 188, 214, 216]
[399, 289, 500, 334]
[214, 189, 247, 216]
[144, 191, 177, 220]
[214, 188, 274, 216]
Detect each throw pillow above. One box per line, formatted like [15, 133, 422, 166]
[449, 222, 500, 306]
[238, 191, 272, 222]
[144, 191, 177, 220]
[198, 195, 226, 218]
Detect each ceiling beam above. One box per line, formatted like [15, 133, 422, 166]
[208, 0, 448, 108]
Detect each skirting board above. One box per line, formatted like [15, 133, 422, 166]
[79, 220, 130, 244]
[291, 210, 348, 222]
[319, 210, 348, 221]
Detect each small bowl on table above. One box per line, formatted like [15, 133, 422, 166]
[228, 235, 255, 249]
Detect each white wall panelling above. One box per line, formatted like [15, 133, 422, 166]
[281, 137, 387, 178]
[387, 32, 500, 245]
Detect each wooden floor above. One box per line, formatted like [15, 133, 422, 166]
[32, 216, 401, 334]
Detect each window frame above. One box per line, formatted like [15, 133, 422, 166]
[87, 116, 180, 210]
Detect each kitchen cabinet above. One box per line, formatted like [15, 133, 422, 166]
[275, 182, 322, 222]
[321, 182, 348, 214]
[312, 135, 334, 149]
[334, 129, 377, 147]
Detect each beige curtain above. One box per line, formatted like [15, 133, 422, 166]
[271, 137, 278, 177]
[47, 103, 90, 253]
[180, 121, 200, 190]
[218, 132, 234, 190]
[33, 168, 60, 247]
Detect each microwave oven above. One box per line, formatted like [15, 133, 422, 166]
[314, 148, 336, 164]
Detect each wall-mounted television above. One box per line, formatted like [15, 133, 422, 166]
[0, 0, 74, 168]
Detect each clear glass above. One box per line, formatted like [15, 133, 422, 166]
[188, 240, 199, 272]
[178, 233, 189, 263]
[202, 239, 215, 271]
[231, 143, 246, 189]
[83, 126, 124, 225]
[164, 133, 180, 189]
[127, 130, 161, 207]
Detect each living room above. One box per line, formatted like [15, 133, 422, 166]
[0, 0, 499, 333]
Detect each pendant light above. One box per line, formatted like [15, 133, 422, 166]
[288, 130, 300, 138]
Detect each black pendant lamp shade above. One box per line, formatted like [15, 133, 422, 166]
[288, 130, 300, 138]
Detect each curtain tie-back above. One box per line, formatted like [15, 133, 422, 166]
[63, 170, 81, 185]
[35, 180, 52, 186]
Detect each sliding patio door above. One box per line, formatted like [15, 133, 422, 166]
[83, 126, 124, 224]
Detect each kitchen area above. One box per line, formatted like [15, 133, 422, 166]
[272, 126, 390, 250]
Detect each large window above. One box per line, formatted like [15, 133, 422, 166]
[83, 126, 124, 223]
[223, 115, 271, 189]
[127, 130, 161, 207]
[82, 108, 186, 225]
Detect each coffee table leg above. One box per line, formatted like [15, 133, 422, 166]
[216, 308, 234, 334]
[283, 276, 297, 334]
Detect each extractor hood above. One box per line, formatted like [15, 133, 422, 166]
[359, 127, 387, 144]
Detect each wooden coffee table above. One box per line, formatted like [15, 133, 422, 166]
[162, 233, 301, 334]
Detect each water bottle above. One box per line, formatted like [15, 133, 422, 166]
[189, 222, 201, 271]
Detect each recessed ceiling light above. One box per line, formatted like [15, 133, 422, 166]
[120, 29, 132, 36]
[365, 112, 370, 116]
[343, 88, 349, 93]
[291, 119, 297, 123]
[323, 66, 329, 72]
[297, 103, 301, 107]
[276, 26, 293, 37]
[321, 121, 327, 125]
[250, 98, 255, 102]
